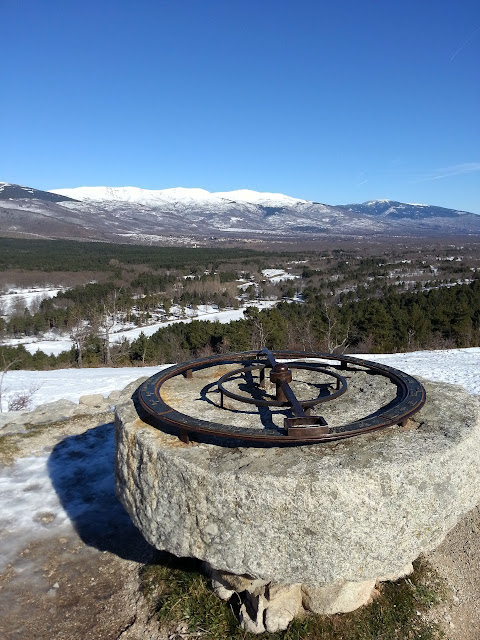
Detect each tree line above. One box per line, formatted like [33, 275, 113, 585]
[2, 277, 479, 370]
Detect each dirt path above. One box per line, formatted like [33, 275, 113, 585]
[426, 505, 480, 640]
[0, 535, 159, 640]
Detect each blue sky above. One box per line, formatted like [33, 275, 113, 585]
[2, 0, 479, 212]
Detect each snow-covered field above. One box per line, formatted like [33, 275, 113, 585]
[0, 365, 167, 411]
[0, 286, 65, 316]
[261, 269, 300, 283]
[1, 348, 479, 574]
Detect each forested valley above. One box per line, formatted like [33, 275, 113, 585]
[1, 238, 479, 370]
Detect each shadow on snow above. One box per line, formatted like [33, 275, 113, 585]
[47, 422, 154, 563]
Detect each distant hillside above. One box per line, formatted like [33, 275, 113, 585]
[0, 181, 479, 244]
[336, 199, 473, 220]
[0, 182, 76, 203]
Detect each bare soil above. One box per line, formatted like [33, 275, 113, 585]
[0, 414, 165, 640]
[426, 504, 480, 640]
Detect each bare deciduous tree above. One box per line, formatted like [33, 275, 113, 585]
[7, 383, 41, 411]
[0, 354, 21, 413]
[70, 316, 91, 368]
[323, 301, 350, 353]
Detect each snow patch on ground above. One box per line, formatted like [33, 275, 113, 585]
[355, 348, 480, 396]
[0, 422, 135, 573]
[0, 287, 66, 316]
[0, 366, 167, 411]
[262, 269, 300, 283]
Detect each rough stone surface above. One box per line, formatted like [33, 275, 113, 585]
[302, 580, 376, 614]
[264, 584, 303, 632]
[78, 393, 110, 410]
[115, 377, 480, 593]
[0, 399, 78, 433]
[108, 389, 122, 404]
[239, 592, 267, 633]
[0, 410, 29, 432]
[75, 394, 111, 415]
[0, 395, 119, 435]
[205, 564, 303, 632]
[378, 562, 414, 582]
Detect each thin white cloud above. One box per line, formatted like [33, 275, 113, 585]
[416, 163, 480, 182]
[450, 26, 480, 61]
[355, 170, 368, 186]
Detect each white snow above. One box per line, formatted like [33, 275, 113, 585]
[0, 287, 66, 316]
[49, 185, 311, 208]
[353, 348, 480, 395]
[110, 302, 275, 343]
[50, 185, 218, 206]
[6, 337, 73, 356]
[1, 347, 479, 413]
[0, 365, 166, 412]
[262, 269, 300, 283]
[0, 347, 479, 573]
[0, 451, 73, 570]
[0, 422, 139, 572]
[213, 189, 308, 207]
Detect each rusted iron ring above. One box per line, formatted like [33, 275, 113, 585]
[138, 349, 426, 445]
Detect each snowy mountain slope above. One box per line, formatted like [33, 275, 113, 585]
[213, 189, 309, 207]
[50, 185, 369, 235]
[52, 185, 227, 208]
[51, 185, 310, 208]
[48, 186, 480, 237]
[1, 182, 479, 243]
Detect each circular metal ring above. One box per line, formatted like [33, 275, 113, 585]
[138, 350, 426, 445]
[217, 364, 347, 408]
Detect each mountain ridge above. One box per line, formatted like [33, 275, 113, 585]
[1, 181, 479, 244]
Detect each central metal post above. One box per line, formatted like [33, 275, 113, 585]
[260, 348, 329, 436]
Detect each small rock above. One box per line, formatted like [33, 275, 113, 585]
[264, 583, 303, 633]
[205, 566, 269, 594]
[34, 512, 56, 525]
[302, 580, 376, 615]
[77, 394, 110, 412]
[239, 592, 267, 634]
[211, 580, 234, 601]
[108, 390, 121, 404]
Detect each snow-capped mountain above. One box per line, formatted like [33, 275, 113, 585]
[50, 186, 310, 209]
[1, 182, 479, 244]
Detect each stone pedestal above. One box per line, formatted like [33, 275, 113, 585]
[115, 377, 480, 632]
